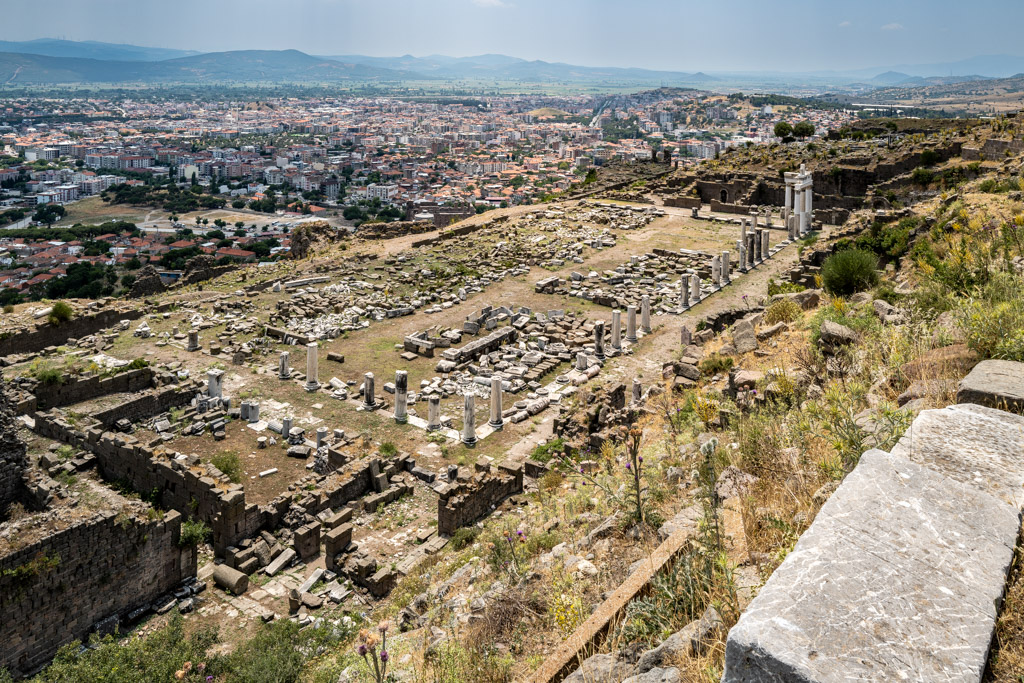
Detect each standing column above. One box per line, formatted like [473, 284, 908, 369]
[593, 320, 605, 360]
[761, 229, 770, 259]
[282, 416, 293, 440]
[738, 240, 747, 273]
[363, 372, 376, 409]
[711, 255, 721, 286]
[747, 233, 756, 268]
[784, 184, 793, 220]
[749, 210, 758, 230]
[680, 274, 690, 308]
[427, 396, 441, 431]
[631, 378, 642, 404]
[721, 251, 731, 286]
[691, 272, 701, 302]
[489, 376, 503, 429]
[461, 394, 477, 446]
[187, 329, 199, 352]
[626, 305, 638, 343]
[641, 295, 652, 334]
[740, 218, 747, 254]
[611, 310, 622, 350]
[393, 370, 408, 423]
[278, 351, 290, 379]
[316, 427, 328, 448]
[576, 352, 588, 371]
[304, 343, 319, 392]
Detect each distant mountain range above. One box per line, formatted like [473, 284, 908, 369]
[0, 49, 422, 84]
[0, 38, 1023, 90]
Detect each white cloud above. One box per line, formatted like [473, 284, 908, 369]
[471, 0, 509, 6]
[838, 20, 851, 27]
[880, 22, 904, 31]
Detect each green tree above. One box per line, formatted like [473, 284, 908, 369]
[793, 121, 815, 139]
[773, 121, 793, 139]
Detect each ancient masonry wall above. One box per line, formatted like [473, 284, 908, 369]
[0, 386, 28, 520]
[0, 510, 195, 678]
[438, 463, 524, 536]
[90, 383, 195, 427]
[32, 367, 155, 410]
[0, 308, 144, 357]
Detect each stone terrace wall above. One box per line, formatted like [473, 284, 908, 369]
[32, 367, 155, 410]
[438, 463, 523, 536]
[90, 383, 195, 427]
[0, 510, 194, 678]
[0, 307, 144, 357]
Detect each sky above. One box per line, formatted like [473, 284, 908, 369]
[2, 0, 1023, 73]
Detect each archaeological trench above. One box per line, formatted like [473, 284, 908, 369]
[2, 131, 1024, 682]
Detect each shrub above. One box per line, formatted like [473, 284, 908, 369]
[911, 167, 934, 186]
[378, 441, 398, 458]
[821, 248, 879, 296]
[179, 519, 210, 547]
[699, 355, 734, 376]
[2, 304, 12, 314]
[763, 298, 802, 325]
[35, 367, 64, 385]
[211, 452, 243, 483]
[47, 301, 73, 325]
[767, 278, 804, 297]
[451, 527, 480, 550]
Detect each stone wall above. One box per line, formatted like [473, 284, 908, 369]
[0, 509, 195, 678]
[438, 463, 523, 536]
[32, 367, 155, 410]
[90, 383, 195, 427]
[0, 307, 144, 357]
[0, 382, 27, 521]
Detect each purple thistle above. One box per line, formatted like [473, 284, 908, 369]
[358, 644, 368, 656]
[380, 650, 390, 663]
[625, 462, 631, 470]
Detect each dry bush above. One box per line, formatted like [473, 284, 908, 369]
[988, 523, 1024, 681]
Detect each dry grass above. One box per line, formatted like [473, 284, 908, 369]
[988, 522, 1024, 682]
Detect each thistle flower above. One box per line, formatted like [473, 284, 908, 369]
[380, 650, 390, 663]
[357, 644, 368, 656]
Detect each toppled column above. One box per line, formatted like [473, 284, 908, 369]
[626, 305, 638, 343]
[394, 370, 408, 423]
[187, 329, 199, 352]
[593, 320, 605, 360]
[641, 295, 652, 334]
[461, 394, 477, 446]
[427, 396, 441, 431]
[278, 351, 290, 380]
[207, 369, 224, 398]
[489, 376, 503, 429]
[304, 343, 319, 392]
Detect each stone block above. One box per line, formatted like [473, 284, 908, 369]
[957, 359, 1024, 413]
[293, 522, 321, 560]
[722, 448, 1020, 682]
[264, 548, 295, 576]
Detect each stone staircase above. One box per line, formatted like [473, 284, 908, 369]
[723, 364, 1024, 682]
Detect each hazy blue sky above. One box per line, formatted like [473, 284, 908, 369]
[3, 0, 1022, 72]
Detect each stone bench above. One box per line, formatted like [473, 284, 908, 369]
[724, 402, 1024, 682]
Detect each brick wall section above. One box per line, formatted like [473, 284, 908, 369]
[0, 307, 144, 357]
[0, 510, 195, 678]
[438, 463, 524, 536]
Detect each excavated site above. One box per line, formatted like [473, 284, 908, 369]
[3, 115, 1024, 683]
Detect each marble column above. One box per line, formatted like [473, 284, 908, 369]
[641, 295, 652, 334]
[761, 228, 770, 259]
[784, 184, 793, 218]
[711, 255, 721, 286]
[187, 329, 199, 352]
[316, 427, 328, 448]
[611, 310, 622, 350]
[576, 352, 588, 371]
[626, 305, 638, 343]
[691, 272, 701, 302]
[304, 343, 319, 392]
[489, 376, 503, 429]
[427, 396, 441, 431]
[207, 369, 224, 398]
[680, 274, 690, 308]
[248, 402, 260, 423]
[594, 320, 605, 360]
[278, 351, 290, 380]
[282, 416, 293, 439]
[632, 378, 642, 404]
[738, 241, 747, 272]
[394, 370, 408, 423]
[461, 394, 477, 445]
[363, 372, 376, 409]
[721, 251, 730, 286]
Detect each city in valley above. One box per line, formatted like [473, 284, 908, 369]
[2, 3, 1024, 683]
